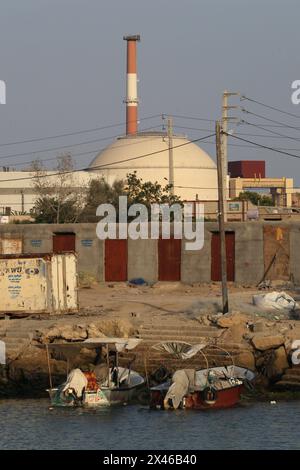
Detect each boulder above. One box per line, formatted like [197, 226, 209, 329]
[272, 346, 289, 375]
[251, 334, 284, 351]
[235, 351, 255, 371]
[262, 346, 289, 380]
[221, 324, 248, 344]
[43, 324, 88, 342]
[87, 323, 106, 339]
[217, 312, 248, 328]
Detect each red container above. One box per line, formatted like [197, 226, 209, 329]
[228, 160, 265, 178]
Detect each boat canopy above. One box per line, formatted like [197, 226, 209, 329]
[45, 337, 142, 354]
[152, 341, 207, 360]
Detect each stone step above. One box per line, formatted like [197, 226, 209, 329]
[283, 368, 300, 377]
[281, 374, 300, 382]
[4, 331, 33, 339]
[141, 325, 217, 332]
[275, 380, 300, 391]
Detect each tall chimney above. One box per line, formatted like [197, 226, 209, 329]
[123, 35, 140, 135]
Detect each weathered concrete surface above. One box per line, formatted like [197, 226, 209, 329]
[181, 231, 211, 283]
[128, 238, 157, 282]
[1, 220, 300, 284]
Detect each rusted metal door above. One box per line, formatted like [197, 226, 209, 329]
[263, 226, 290, 280]
[158, 238, 181, 281]
[53, 232, 76, 253]
[211, 232, 235, 281]
[105, 239, 127, 281]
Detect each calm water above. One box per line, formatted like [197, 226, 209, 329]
[0, 399, 299, 450]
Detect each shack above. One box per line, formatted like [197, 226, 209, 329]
[0, 253, 78, 315]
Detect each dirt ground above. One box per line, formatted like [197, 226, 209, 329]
[78, 281, 300, 324]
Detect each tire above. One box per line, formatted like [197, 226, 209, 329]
[202, 386, 218, 404]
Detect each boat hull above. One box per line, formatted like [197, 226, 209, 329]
[150, 384, 244, 410]
[185, 384, 244, 410]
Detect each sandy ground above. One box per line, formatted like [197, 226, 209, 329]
[78, 281, 300, 323]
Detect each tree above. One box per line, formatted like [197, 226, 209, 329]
[125, 172, 182, 207]
[81, 171, 182, 222]
[30, 155, 86, 223]
[80, 177, 125, 222]
[235, 190, 273, 206]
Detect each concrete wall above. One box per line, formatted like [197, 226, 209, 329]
[0, 221, 299, 285]
[128, 238, 158, 282]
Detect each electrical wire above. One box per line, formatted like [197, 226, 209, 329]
[0, 133, 216, 184]
[225, 132, 300, 160]
[241, 108, 300, 131]
[0, 114, 162, 148]
[0, 125, 163, 162]
[241, 95, 300, 119]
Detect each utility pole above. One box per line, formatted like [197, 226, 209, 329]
[216, 121, 229, 314]
[221, 90, 239, 222]
[167, 116, 174, 195]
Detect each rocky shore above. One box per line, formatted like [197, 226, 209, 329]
[1, 282, 300, 398]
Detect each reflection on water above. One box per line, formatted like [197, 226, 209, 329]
[0, 399, 299, 450]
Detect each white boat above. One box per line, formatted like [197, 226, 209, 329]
[45, 338, 145, 407]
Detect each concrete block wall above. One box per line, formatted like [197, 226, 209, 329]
[0, 221, 299, 285]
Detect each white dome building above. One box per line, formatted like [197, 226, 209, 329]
[89, 131, 218, 201]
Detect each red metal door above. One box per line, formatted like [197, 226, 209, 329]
[158, 238, 181, 281]
[105, 239, 127, 281]
[211, 232, 235, 281]
[53, 233, 76, 253]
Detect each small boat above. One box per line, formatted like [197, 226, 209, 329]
[149, 341, 255, 410]
[44, 337, 145, 407]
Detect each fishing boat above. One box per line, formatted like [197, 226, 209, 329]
[45, 337, 145, 407]
[149, 341, 255, 410]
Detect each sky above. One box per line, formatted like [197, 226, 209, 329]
[0, 0, 300, 185]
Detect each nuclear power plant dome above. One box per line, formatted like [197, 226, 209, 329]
[88, 34, 218, 201]
[89, 132, 218, 201]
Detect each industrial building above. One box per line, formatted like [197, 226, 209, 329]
[228, 160, 294, 207]
[0, 36, 297, 217]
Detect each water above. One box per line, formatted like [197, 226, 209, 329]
[0, 399, 299, 450]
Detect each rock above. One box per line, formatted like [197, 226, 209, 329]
[221, 324, 248, 344]
[235, 351, 255, 370]
[217, 312, 247, 328]
[43, 324, 88, 342]
[87, 323, 106, 339]
[272, 346, 289, 376]
[251, 334, 284, 351]
[252, 322, 265, 333]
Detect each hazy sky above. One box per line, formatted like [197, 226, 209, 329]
[1, 0, 300, 185]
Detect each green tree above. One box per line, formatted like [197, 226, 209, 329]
[80, 177, 125, 222]
[81, 171, 182, 222]
[235, 190, 273, 206]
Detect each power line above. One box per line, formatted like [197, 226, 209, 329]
[0, 125, 162, 162]
[241, 108, 300, 131]
[6, 131, 165, 168]
[0, 133, 216, 184]
[241, 95, 300, 119]
[0, 114, 161, 148]
[241, 120, 300, 143]
[225, 132, 300, 160]
[171, 114, 215, 122]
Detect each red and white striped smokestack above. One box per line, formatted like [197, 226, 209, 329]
[123, 35, 140, 135]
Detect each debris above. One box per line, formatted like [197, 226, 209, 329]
[128, 278, 148, 286]
[253, 291, 299, 312]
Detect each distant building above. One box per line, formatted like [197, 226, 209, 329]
[228, 160, 265, 179]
